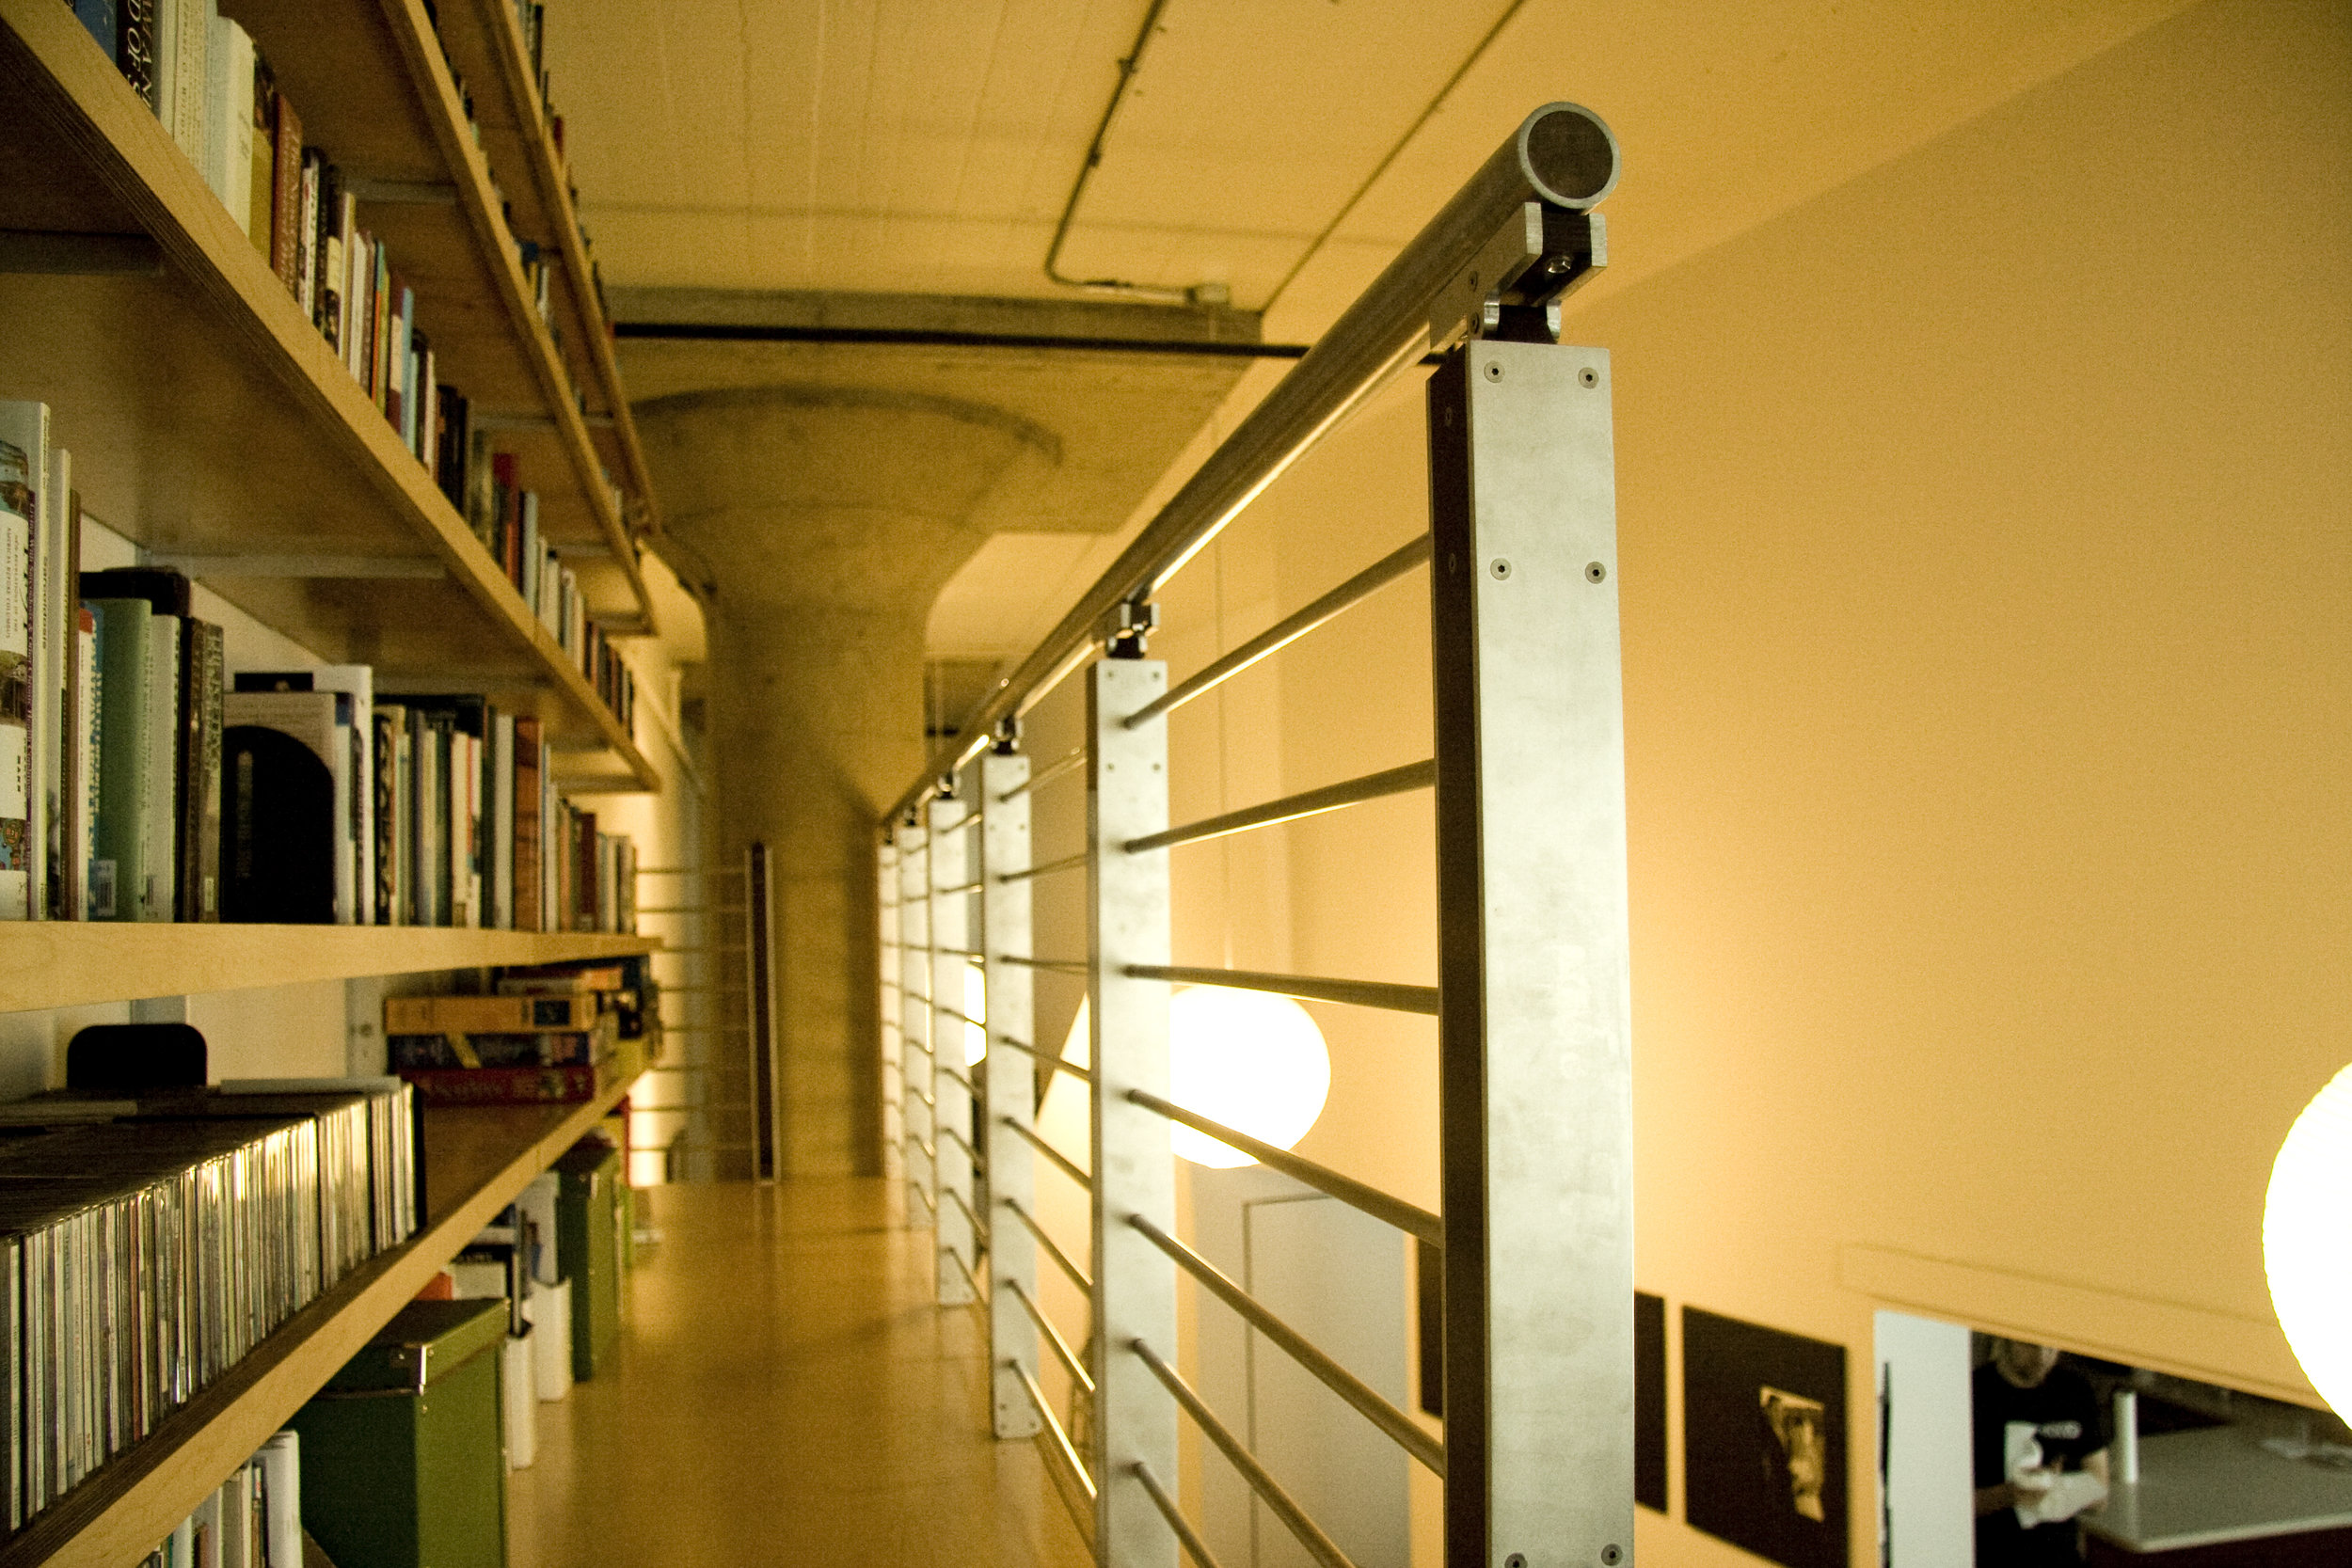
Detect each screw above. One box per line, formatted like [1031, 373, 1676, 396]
[1506, 1558, 1528, 1568]
[1485, 362, 1504, 381]
[1585, 562, 1607, 583]
[1547, 256, 1572, 274]
[1602, 1548, 1624, 1566]
[1580, 367, 1599, 388]
[1490, 559, 1512, 579]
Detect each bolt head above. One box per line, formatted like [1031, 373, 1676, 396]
[1484, 362, 1504, 381]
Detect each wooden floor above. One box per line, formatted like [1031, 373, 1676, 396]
[506, 1179, 1094, 1568]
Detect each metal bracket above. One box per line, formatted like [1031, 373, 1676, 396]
[1429, 204, 1607, 351]
[991, 715, 1022, 754]
[1102, 599, 1160, 658]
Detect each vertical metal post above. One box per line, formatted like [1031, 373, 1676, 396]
[1088, 658, 1177, 1567]
[898, 822, 936, 1227]
[879, 840, 902, 1178]
[745, 841, 782, 1182]
[1429, 340, 1633, 1567]
[981, 746, 1041, 1438]
[930, 790, 977, 1304]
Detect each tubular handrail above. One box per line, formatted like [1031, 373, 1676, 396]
[932, 1004, 987, 1032]
[1126, 1089, 1440, 1248]
[1013, 1361, 1096, 1504]
[995, 852, 1089, 885]
[1125, 964, 1439, 1017]
[885, 102, 1618, 826]
[999, 1195, 1095, 1295]
[931, 878, 985, 895]
[1125, 535, 1434, 730]
[944, 1183, 989, 1246]
[997, 746, 1085, 800]
[1133, 1460, 1228, 1568]
[1131, 1215, 1443, 1476]
[908, 1180, 936, 1213]
[1124, 759, 1435, 854]
[1003, 1276, 1094, 1397]
[1002, 1117, 1092, 1191]
[939, 1123, 981, 1165]
[994, 955, 1091, 975]
[946, 1243, 985, 1302]
[993, 1035, 1094, 1085]
[928, 946, 985, 959]
[1132, 1338, 1359, 1568]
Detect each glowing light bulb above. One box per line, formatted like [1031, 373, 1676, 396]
[2265, 1064, 2352, 1418]
[1168, 988, 1330, 1168]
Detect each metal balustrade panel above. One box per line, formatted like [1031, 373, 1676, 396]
[897, 824, 936, 1226]
[1089, 659, 1178, 1568]
[1430, 340, 1633, 1567]
[981, 749, 1041, 1438]
[930, 793, 977, 1304]
[879, 843, 902, 1178]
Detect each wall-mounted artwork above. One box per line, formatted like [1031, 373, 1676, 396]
[1684, 1307, 1849, 1568]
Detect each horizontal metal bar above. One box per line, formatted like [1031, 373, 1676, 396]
[999, 1196, 1093, 1295]
[884, 103, 1614, 828]
[929, 946, 985, 959]
[998, 747, 1085, 801]
[619, 319, 1313, 361]
[940, 1123, 982, 1164]
[1125, 1089, 1440, 1248]
[915, 1135, 937, 1160]
[1012, 1361, 1096, 1504]
[1127, 535, 1434, 729]
[932, 879, 986, 896]
[932, 1005, 987, 1032]
[938, 1064, 975, 1092]
[1131, 1215, 1443, 1476]
[634, 864, 748, 876]
[908, 1180, 937, 1213]
[1132, 1338, 1359, 1568]
[946, 1243, 985, 1304]
[637, 905, 748, 914]
[995, 852, 1088, 885]
[1125, 964, 1439, 1017]
[1004, 1277, 1093, 1398]
[1002, 1117, 1092, 1191]
[1126, 759, 1435, 854]
[945, 1184, 991, 1247]
[995, 955, 1091, 975]
[648, 986, 748, 995]
[1134, 1460, 1229, 1568]
[993, 1035, 1093, 1085]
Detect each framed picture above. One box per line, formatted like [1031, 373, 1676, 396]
[1683, 1306, 1848, 1568]
[1637, 1291, 1667, 1513]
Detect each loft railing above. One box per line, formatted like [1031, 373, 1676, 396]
[878, 102, 1631, 1568]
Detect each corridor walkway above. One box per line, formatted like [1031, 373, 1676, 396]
[506, 1179, 1094, 1568]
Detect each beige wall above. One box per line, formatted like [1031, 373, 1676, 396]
[1057, 3, 2347, 1562]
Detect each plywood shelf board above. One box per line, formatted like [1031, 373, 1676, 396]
[0, 925, 657, 1013]
[0, 0, 657, 789]
[0, 1081, 641, 1568]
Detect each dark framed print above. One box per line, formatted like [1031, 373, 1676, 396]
[1683, 1306, 1848, 1568]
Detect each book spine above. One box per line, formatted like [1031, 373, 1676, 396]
[397, 1065, 597, 1106]
[370, 707, 393, 926]
[116, 0, 154, 110]
[512, 717, 540, 933]
[294, 150, 320, 316]
[371, 244, 390, 411]
[70, 0, 119, 75]
[173, 620, 220, 921]
[87, 599, 150, 921]
[270, 95, 302, 293]
[140, 615, 179, 922]
[0, 472, 28, 921]
[66, 603, 91, 921]
[246, 53, 273, 260]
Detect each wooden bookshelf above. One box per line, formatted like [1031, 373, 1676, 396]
[0, 0, 659, 783]
[0, 1051, 646, 1568]
[0, 925, 657, 1013]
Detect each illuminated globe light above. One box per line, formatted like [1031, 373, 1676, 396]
[2265, 1064, 2352, 1418]
[1168, 988, 1330, 1169]
[963, 962, 988, 1067]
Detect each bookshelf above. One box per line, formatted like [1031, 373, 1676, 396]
[0, 0, 663, 788]
[0, 926, 657, 1012]
[0, 1046, 647, 1568]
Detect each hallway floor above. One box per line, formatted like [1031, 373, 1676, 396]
[506, 1179, 1094, 1568]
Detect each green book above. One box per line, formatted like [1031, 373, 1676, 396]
[86, 598, 150, 922]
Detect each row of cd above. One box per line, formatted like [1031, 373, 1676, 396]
[0, 1082, 420, 1532]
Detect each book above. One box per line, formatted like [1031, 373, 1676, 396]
[396, 1063, 601, 1107]
[388, 1030, 601, 1071]
[383, 993, 597, 1033]
[371, 703, 402, 925]
[248, 60, 277, 263]
[218, 724, 332, 923]
[234, 669, 372, 923]
[497, 964, 623, 995]
[65, 603, 93, 921]
[175, 621, 221, 921]
[33, 446, 71, 920]
[139, 610, 179, 921]
[512, 716, 541, 932]
[0, 412, 39, 920]
[85, 598, 150, 921]
[222, 689, 348, 922]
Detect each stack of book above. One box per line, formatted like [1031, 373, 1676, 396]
[389, 960, 654, 1105]
[0, 1079, 418, 1529]
[0, 457, 643, 927]
[142, 1429, 304, 1568]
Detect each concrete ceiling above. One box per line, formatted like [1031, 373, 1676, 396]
[552, 0, 2201, 657]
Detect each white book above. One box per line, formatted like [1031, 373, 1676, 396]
[153, 0, 180, 135]
[0, 403, 44, 921]
[463, 731, 481, 927]
[33, 445, 68, 920]
[255, 1432, 299, 1568]
[142, 614, 181, 922]
[171, 0, 210, 170]
[71, 607, 95, 919]
[215, 1465, 253, 1568]
[518, 494, 539, 610]
[490, 710, 514, 927]
[203, 15, 253, 226]
[537, 736, 553, 932]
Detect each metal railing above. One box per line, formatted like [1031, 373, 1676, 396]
[877, 101, 1631, 1568]
[635, 855, 777, 1182]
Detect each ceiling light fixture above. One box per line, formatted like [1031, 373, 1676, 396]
[2265, 1064, 2352, 1417]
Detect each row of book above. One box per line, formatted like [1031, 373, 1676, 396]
[469, 451, 637, 732]
[0, 1079, 419, 1528]
[387, 958, 657, 1106]
[144, 1430, 303, 1568]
